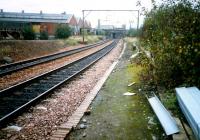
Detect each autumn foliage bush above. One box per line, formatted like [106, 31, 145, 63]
[22, 26, 36, 40]
[40, 31, 48, 40]
[140, 0, 200, 87]
[55, 24, 72, 39]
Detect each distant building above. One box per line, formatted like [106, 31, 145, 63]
[122, 24, 126, 29]
[96, 24, 126, 39]
[0, 9, 78, 39]
[75, 17, 81, 35]
[76, 17, 91, 35]
[76, 18, 83, 35]
[98, 19, 101, 29]
[99, 25, 115, 30]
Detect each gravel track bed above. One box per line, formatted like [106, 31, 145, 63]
[0, 41, 112, 90]
[0, 40, 123, 140]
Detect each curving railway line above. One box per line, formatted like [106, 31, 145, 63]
[0, 39, 110, 77]
[0, 39, 119, 127]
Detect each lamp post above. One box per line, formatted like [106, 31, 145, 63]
[137, 10, 139, 30]
[82, 10, 85, 43]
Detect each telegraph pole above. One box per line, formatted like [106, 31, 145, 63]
[82, 10, 85, 43]
[137, 10, 139, 30]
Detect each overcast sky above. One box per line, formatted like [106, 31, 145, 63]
[0, 0, 153, 28]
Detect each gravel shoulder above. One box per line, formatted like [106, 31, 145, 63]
[0, 40, 123, 140]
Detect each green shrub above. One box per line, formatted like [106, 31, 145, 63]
[55, 24, 71, 39]
[127, 28, 142, 37]
[80, 29, 88, 36]
[40, 31, 48, 40]
[22, 26, 36, 40]
[97, 36, 104, 40]
[96, 30, 105, 36]
[64, 37, 79, 46]
[140, 0, 200, 88]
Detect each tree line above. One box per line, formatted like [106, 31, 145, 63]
[23, 24, 72, 40]
[139, 0, 200, 88]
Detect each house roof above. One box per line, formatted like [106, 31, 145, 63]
[77, 18, 83, 27]
[76, 17, 80, 23]
[88, 22, 91, 28]
[0, 11, 73, 23]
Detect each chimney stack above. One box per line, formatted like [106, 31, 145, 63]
[98, 19, 101, 29]
[40, 10, 42, 14]
[22, 10, 24, 13]
[0, 9, 3, 13]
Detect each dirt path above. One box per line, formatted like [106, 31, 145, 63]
[67, 42, 166, 140]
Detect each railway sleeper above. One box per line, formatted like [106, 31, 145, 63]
[22, 88, 47, 94]
[44, 77, 64, 82]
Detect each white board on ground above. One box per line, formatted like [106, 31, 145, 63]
[3, 125, 22, 132]
[123, 92, 136, 96]
[128, 82, 135, 87]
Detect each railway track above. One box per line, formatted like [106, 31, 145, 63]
[0, 39, 119, 127]
[0, 39, 109, 77]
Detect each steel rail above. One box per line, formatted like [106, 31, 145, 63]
[0, 39, 119, 127]
[0, 39, 110, 76]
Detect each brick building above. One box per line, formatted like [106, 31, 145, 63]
[0, 10, 78, 39]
